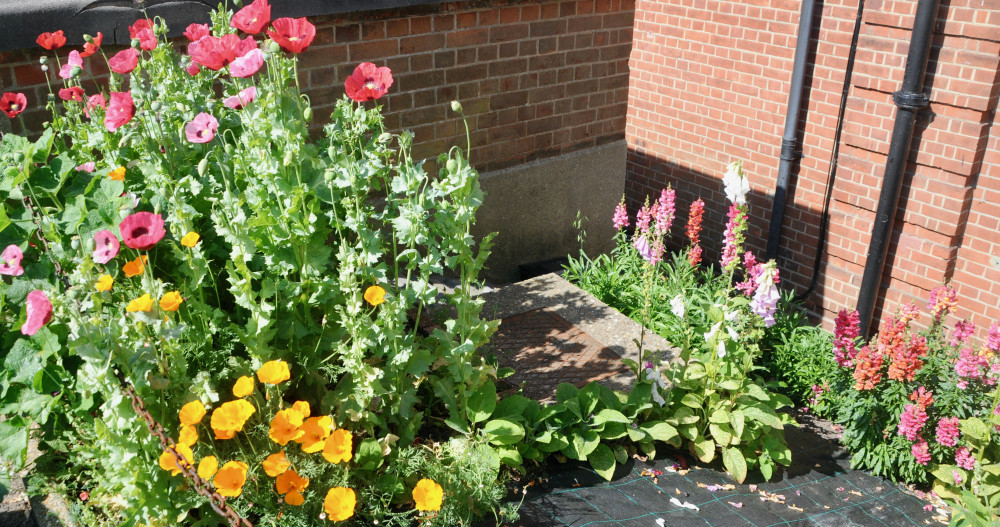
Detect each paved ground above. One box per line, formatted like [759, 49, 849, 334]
[480, 274, 947, 527]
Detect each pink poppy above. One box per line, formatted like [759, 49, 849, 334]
[224, 86, 257, 109]
[1, 245, 25, 276]
[344, 62, 394, 102]
[231, 0, 271, 34]
[58, 50, 84, 79]
[129, 19, 153, 38]
[105, 92, 135, 132]
[188, 34, 243, 71]
[22, 290, 53, 336]
[184, 23, 211, 42]
[58, 87, 85, 103]
[109, 48, 139, 74]
[1, 92, 28, 118]
[119, 212, 166, 250]
[185, 113, 218, 143]
[135, 28, 157, 51]
[267, 18, 315, 54]
[230, 48, 264, 78]
[76, 162, 96, 172]
[185, 61, 201, 76]
[84, 93, 106, 118]
[92, 230, 120, 264]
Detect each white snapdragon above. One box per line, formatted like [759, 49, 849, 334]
[722, 161, 750, 205]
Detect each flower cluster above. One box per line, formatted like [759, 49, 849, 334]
[833, 309, 861, 367]
[612, 200, 629, 230]
[928, 283, 958, 322]
[685, 198, 704, 267]
[720, 204, 746, 272]
[749, 262, 780, 327]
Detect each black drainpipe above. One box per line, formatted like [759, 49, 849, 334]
[856, 0, 941, 336]
[765, 0, 818, 262]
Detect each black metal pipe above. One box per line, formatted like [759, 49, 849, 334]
[765, 0, 817, 262]
[856, 0, 940, 336]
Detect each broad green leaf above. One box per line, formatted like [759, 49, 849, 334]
[563, 429, 600, 461]
[717, 379, 741, 391]
[722, 447, 748, 483]
[642, 421, 679, 445]
[483, 419, 524, 445]
[709, 423, 734, 446]
[495, 395, 531, 418]
[729, 410, 746, 439]
[556, 383, 579, 405]
[355, 438, 383, 470]
[691, 436, 716, 463]
[592, 409, 630, 427]
[587, 443, 617, 481]
[466, 381, 496, 424]
[742, 405, 783, 430]
[681, 393, 703, 409]
[577, 382, 600, 417]
[0, 418, 28, 465]
[497, 447, 522, 468]
[709, 408, 730, 424]
[960, 418, 989, 442]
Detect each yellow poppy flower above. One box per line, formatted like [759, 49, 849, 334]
[232, 376, 254, 397]
[108, 166, 126, 181]
[292, 400, 310, 417]
[95, 274, 113, 292]
[179, 400, 206, 425]
[323, 487, 356, 522]
[262, 451, 290, 477]
[157, 444, 194, 476]
[256, 360, 290, 384]
[122, 255, 148, 278]
[284, 490, 305, 506]
[296, 416, 333, 453]
[412, 478, 444, 511]
[178, 424, 198, 446]
[276, 468, 309, 494]
[198, 455, 218, 480]
[364, 285, 386, 306]
[214, 461, 249, 498]
[126, 293, 153, 312]
[160, 291, 183, 311]
[210, 399, 256, 440]
[322, 428, 353, 464]
[180, 231, 200, 247]
[269, 407, 305, 445]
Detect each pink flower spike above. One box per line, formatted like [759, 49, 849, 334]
[21, 290, 53, 336]
[119, 212, 166, 250]
[1, 245, 25, 276]
[76, 162, 96, 172]
[105, 92, 135, 132]
[230, 48, 264, 78]
[59, 50, 84, 79]
[108, 48, 139, 75]
[92, 230, 120, 264]
[224, 86, 257, 109]
[185, 113, 219, 143]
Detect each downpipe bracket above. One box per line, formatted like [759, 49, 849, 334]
[779, 138, 802, 162]
[893, 90, 929, 110]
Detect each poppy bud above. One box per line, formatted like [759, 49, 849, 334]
[446, 159, 458, 172]
[150, 101, 162, 112]
[83, 34, 95, 44]
[70, 66, 81, 77]
[39, 56, 48, 65]
[70, 237, 81, 250]
[303, 107, 312, 122]
[118, 132, 133, 148]
[328, 146, 336, 159]
[224, 143, 234, 155]
[283, 151, 295, 166]
[84, 237, 95, 252]
[198, 158, 209, 177]
[131, 38, 140, 48]
[41, 65, 49, 72]
[377, 132, 391, 143]
[323, 169, 334, 183]
[450, 100, 463, 113]
[268, 41, 280, 53]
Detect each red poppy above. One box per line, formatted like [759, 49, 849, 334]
[188, 34, 245, 71]
[231, 0, 271, 35]
[36, 31, 66, 50]
[185, 61, 201, 76]
[81, 32, 103, 58]
[58, 87, 86, 103]
[21, 290, 53, 336]
[344, 62, 394, 102]
[109, 48, 139, 74]
[135, 28, 157, 51]
[105, 92, 135, 132]
[184, 23, 210, 42]
[267, 18, 315, 54]
[0, 92, 27, 118]
[129, 19, 153, 39]
[119, 212, 166, 250]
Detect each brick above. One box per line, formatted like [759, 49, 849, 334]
[335, 24, 360, 43]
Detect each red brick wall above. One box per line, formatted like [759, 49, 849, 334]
[626, 0, 1000, 333]
[0, 0, 634, 174]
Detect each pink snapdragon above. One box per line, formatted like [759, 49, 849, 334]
[951, 320, 975, 347]
[686, 199, 704, 267]
[720, 203, 744, 271]
[955, 447, 975, 470]
[911, 439, 930, 465]
[897, 404, 928, 441]
[834, 309, 861, 368]
[736, 251, 761, 296]
[635, 204, 652, 234]
[934, 417, 960, 447]
[653, 188, 675, 234]
[955, 347, 988, 380]
[988, 322, 1000, 353]
[612, 201, 629, 230]
[1, 245, 25, 276]
[928, 284, 958, 321]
